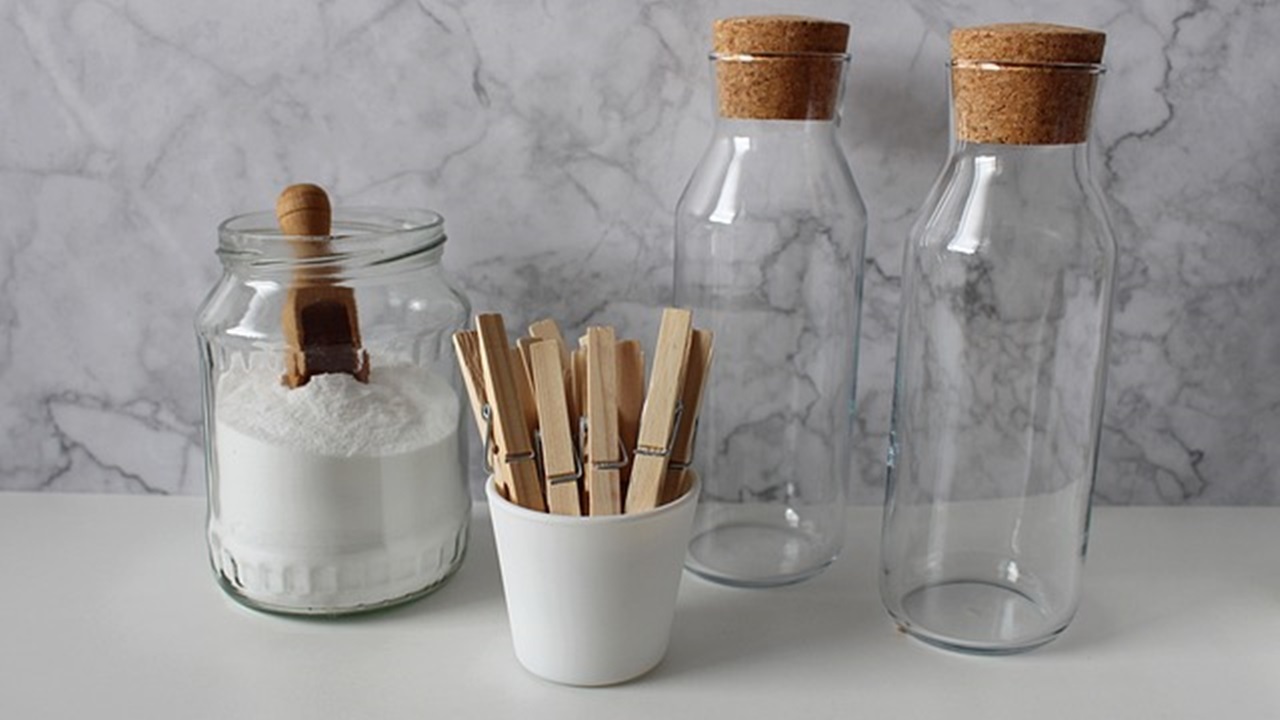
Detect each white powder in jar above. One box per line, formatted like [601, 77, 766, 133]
[208, 357, 469, 613]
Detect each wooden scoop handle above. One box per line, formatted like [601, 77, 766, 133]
[277, 184, 370, 388]
[277, 183, 332, 238]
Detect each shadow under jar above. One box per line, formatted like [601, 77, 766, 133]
[880, 24, 1117, 654]
[196, 208, 471, 615]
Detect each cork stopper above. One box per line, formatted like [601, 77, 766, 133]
[950, 23, 1105, 145]
[712, 16, 850, 121]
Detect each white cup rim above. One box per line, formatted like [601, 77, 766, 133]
[484, 474, 700, 526]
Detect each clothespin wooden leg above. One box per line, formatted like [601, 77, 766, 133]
[663, 328, 713, 505]
[452, 330, 505, 495]
[476, 314, 546, 512]
[530, 340, 582, 516]
[585, 327, 622, 516]
[615, 339, 645, 499]
[626, 309, 693, 513]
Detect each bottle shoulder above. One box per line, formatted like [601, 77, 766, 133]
[909, 150, 1117, 264]
[676, 133, 865, 222]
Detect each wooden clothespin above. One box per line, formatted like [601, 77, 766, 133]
[454, 330, 507, 498]
[584, 327, 622, 515]
[664, 329, 713, 504]
[529, 340, 581, 516]
[476, 314, 546, 512]
[515, 337, 539, 390]
[510, 346, 539, 436]
[452, 331, 487, 440]
[615, 339, 645, 496]
[625, 308, 693, 513]
[528, 319, 572, 374]
[571, 346, 587, 440]
[530, 318, 577, 431]
[277, 184, 370, 388]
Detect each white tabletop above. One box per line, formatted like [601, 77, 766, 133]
[1, 493, 1277, 718]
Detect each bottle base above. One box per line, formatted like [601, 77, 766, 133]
[890, 579, 1068, 655]
[685, 522, 835, 588]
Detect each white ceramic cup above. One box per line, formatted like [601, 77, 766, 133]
[485, 475, 700, 686]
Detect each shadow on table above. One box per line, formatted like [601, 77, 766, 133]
[651, 569, 1130, 675]
[649, 568, 881, 680]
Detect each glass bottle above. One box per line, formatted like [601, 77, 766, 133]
[675, 16, 867, 587]
[880, 24, 1117, 653]
[196, 205, 471, 615]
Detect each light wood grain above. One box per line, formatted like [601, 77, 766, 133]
[452, 331, 489, 440]
[276, 183, 332, 237]
[529, 318, 576, 430]
[476, 314, 545, 512]
[626, 308, 693, 512]
[510, 346, 539, 434]
[663, 328, 713, 505]
[453, 330, 505, 495]
[585, 327, 621, 515]
[528, 318, 572, 372]
[515, 337, 538, 389]
[571, 346, 587, 448]
[530, 340, 581, 516]
[615, 339, 645, 495]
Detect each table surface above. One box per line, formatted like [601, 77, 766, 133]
[1, 493, 1277, 719]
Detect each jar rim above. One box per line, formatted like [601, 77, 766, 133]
[216, 207, 446, 270]
[710, 51, 851, 61]
[950, 59, 1106, 74]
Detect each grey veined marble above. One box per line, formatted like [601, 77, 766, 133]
[1, 0, 1276, 504]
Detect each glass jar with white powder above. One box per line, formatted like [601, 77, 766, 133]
[196, 208, 471, 615]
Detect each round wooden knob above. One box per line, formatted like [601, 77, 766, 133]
[276, 183, 331, 236]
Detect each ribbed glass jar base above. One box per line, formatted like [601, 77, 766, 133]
[209, 522, 468, 616]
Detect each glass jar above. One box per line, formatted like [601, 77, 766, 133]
[880, 24, 1116, 653]
[675, 16, 867, 587]
[196, 208, 471, 615]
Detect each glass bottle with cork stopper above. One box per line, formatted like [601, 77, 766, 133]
[674, 15, 867, 587]
[880, 24, 1117, 653]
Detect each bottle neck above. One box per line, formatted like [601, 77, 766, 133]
[948, 139, 1094, 181]
[711, 116, 841, 143]
[712, 52, 849, 122]
[949, 61, 1103, 145]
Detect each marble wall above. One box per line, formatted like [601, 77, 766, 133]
[1, 0, 1276, 504]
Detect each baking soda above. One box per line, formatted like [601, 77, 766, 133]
[208, 358, 468, 613]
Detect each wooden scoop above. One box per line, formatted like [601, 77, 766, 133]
[277, 184, 370, 388]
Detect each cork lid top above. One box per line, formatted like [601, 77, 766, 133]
[713, 15, 850, 55]
[951, 23, 1105, 65]
[949, 23, 1105, 145]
